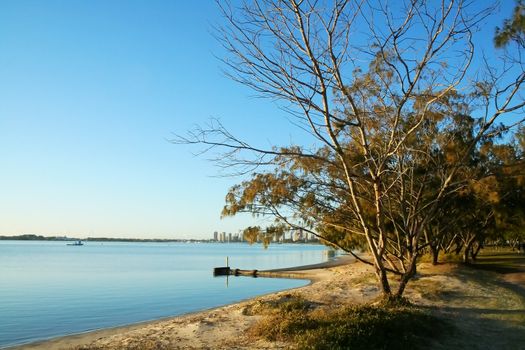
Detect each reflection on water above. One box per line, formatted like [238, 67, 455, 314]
[325, 249, 337, 259]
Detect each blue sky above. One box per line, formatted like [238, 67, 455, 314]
[0, 0, 296, 239]
[0, 1, 518, 239]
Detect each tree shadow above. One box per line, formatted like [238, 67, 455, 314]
[420, 300, 525, 349]
[416, 258, 525, 349]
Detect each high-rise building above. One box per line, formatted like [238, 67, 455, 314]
[213, 231, 218, 241]
[293, 228, 304, 242]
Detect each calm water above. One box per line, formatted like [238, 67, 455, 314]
[0, 241, 335, 348]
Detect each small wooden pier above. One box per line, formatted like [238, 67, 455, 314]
[213, 266, 308, 279]
[213, 267, 232, 276]
[212, 255, 350, 280]
[213, 267, 258, 277]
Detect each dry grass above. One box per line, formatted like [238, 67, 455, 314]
[246, 298, 449, 350]
[71, 338, 173, 350]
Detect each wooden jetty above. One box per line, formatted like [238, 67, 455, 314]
[213, 267, 308, 279]
[213, 267, 231, 276]
[213, 254, 352, 280]
[213, 267, 258, 277]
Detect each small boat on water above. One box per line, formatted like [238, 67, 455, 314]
[67, 240, 84, 246]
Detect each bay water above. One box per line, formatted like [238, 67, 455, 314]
[0, 241, 335, 348]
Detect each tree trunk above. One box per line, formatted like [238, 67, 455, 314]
[455, 240, 464, 256]
[376, 265, 392, 298]
[471, 242, 482, 261]
[395, 255, 417, 299]
[430, 244, 440, 265]
[463, 236, 476, 264]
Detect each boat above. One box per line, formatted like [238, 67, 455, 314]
[67, 240, 84, 246]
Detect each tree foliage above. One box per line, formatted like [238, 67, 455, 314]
[176, 0, 525, 300]
[495, 0, 525, 48]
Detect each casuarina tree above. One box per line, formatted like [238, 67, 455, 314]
[177, 1, 525, 301]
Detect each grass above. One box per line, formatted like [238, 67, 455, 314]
[411, 250, 525, 349]
[246, 295, 450, 350]
[470, 249, 525, 274]
[242, 293, 314, 316]
[71, 339, 172, 350]
[419, 251, 464, 264]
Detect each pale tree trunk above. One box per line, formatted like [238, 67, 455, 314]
[463, 235, 476, 264]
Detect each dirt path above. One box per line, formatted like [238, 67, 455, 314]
[408, 252, 525, 350]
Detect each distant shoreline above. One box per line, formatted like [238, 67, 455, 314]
[0, 235, 321, 244]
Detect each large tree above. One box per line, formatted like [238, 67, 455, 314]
[178, 0, 525, 300]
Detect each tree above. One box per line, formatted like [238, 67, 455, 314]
[425, 128, 525, 263]
[177, 0, 525, 301]
[495, 0, 525, 48]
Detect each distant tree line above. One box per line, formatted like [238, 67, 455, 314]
[0, 235, 322, 244]
[0, 235, 212, 243]
[0, 234, 65, 241]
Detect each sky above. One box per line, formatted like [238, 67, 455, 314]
[0, 1, 519, 239]
[0, 0, 295, 239]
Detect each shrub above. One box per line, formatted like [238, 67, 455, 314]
[249, 302, 450, 350]
[242, 294, 313, 316]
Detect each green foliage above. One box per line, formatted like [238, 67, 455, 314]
[242, 294, 313, 316]
[495, 0, 525, 48]
[249, 303, 450, 350]
[240, 225, 287, 248]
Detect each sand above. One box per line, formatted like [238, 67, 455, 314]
[8, 253, 525, 350]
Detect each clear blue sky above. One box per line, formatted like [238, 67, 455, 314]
[0, 1, 517, 239]
[0, 0, 296, 239]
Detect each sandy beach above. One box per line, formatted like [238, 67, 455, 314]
[8, 253, 525, 350]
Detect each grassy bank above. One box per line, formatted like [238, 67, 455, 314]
[244, 295, 449, 350]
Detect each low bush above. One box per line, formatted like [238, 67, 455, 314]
[242, 294, 313, 316]
[249, 301, 450, 350]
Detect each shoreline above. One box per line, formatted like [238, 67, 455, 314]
[6, 254, 355, 350]
[5, 252, 525, 350]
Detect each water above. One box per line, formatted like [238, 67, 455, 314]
[0, 241, 335, 348]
